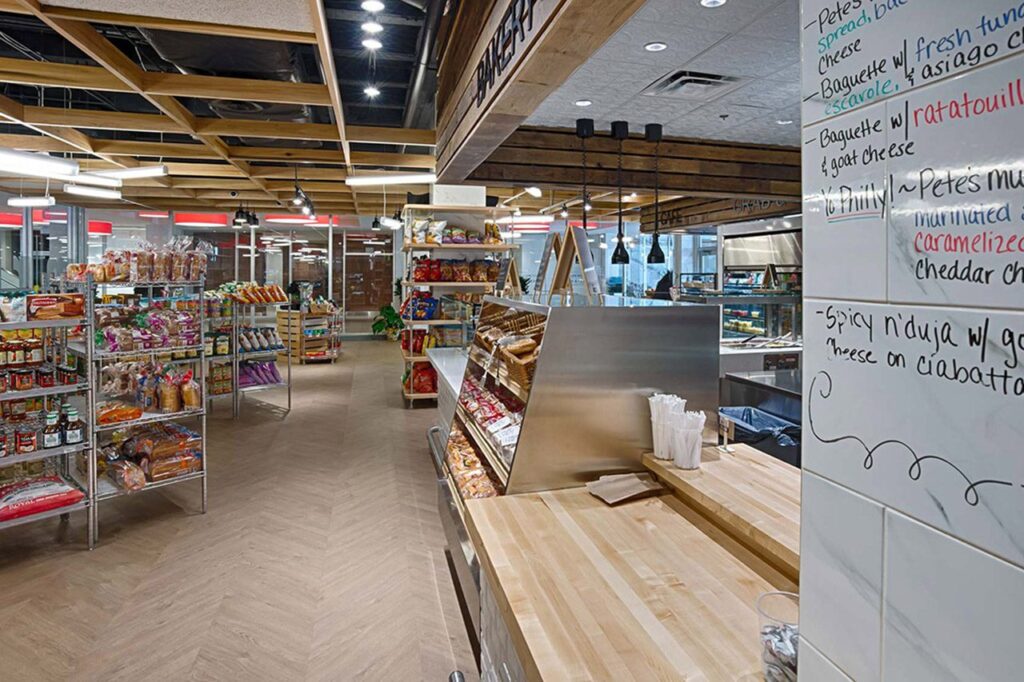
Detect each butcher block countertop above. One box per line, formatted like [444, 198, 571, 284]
[465, 488, 796, 681]
[643, 444, 801, 581]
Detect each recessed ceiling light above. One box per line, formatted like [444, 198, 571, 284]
[776, 119, 794, 125]
[644, 42, 668, 52]
[361, 0, 385, 11]
[574, 99, 592, 107]
[361, 21, 383, 33]
[362, 38, 382, 50]
[701, 0, 727, 7]
[364, 86, 381, 98]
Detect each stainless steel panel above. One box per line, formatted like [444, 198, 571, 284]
[507, 304, 720, 493]
[722, 231, 803, 268]
[437, 477, 480, 632]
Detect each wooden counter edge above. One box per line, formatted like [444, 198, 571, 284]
[643, 451, 801, 583]
[465, 497, 546, 682]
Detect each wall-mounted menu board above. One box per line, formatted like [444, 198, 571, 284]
[801, 0, 1024, 125]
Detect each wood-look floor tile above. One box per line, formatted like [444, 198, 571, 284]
[0, 342, 475, 681]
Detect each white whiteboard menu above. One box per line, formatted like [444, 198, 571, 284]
[803, 299, 1024, 566]
[802, 111, 890, 301]
[888, 55, 1024, 308]
[801, 0, 1024, 125]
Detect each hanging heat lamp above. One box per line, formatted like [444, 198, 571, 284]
[575, 118, 594, 231]
[610, 120, 630, 265]
[646, 123, 665, 264]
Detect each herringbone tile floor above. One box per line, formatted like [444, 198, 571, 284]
[0, 341, 477, 681]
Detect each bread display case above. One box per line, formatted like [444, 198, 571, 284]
[428, 294, 720, 638]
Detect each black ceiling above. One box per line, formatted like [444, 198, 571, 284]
[0, 1, 438, 141]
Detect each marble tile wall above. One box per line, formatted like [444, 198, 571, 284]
[799, 0, 1024, 678]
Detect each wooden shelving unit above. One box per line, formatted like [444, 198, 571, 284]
[276, 310, 338, 364]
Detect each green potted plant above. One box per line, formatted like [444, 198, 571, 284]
[372, 304, 405, 340]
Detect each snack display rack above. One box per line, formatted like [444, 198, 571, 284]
[400, 204, 518, 406]
[65, 278, 209, 546]
[206, 302, 293, 417]
[0, 305, 93, 544]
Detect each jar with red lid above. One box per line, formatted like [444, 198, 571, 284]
[8, 398, 27, 422]
[6, 339, 25, 369]
[12, 368, 34, 391]
[57, 365, 77, 386]
[16, 427, 36, 454]
[25, 337, 43, 367]
[36, 366, 55, 388]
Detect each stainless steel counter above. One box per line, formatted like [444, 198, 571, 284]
[427, 347, 468, 395]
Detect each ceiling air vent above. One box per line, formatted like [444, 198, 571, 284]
[640, 70, 742, 101]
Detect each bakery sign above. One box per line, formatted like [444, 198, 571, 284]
[642, 198, 801, 232]
[474, 0, 543, 107]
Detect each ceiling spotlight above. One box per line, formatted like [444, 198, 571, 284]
[513, 207, 522, 217]
[644, 41, 668, 52]
[584, 201, 592, 211]
[234, 208, 247, 225]
[361, 0, 385, 11]
[574, 99, 592, 107]
[362, 38, 382, 50]
[361, 21, 383, 33]
[524, 186, 542, 198]
[364, 85, 381, 98]
[301, 203, 312, 216]
[701, 0, 727, 6]
[628, 191, 637, 199]
[559, 206, 569, 218]
[291, 191, 303, 206]
[371, 217, 382, 231]
[776, 119, 794, 125]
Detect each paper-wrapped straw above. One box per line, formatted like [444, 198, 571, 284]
[672, 410, 706, 470]
[649, 394, 686, 459]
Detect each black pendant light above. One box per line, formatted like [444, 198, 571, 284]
[575, 118, 594, 231]
[610, 120, 630, 265]
[646, 123, 665, 264]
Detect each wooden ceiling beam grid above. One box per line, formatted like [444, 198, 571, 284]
[0, 1, 317, 43]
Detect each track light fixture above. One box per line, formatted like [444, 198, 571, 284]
[560, 205, 569, 218]
[610, 121, 630, 265]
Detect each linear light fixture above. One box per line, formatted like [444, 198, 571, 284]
[0, 148, 78, 179]
[8, 195, 55, 207]
[380, 216, 402, 230]
[524, 186, 542, 198]
[495, 214, 554, 225]
[345, 173, 437, 187]
[53, 172, 121, 188]
[94, 164, 168, 180]
[63, 184, 122, 200]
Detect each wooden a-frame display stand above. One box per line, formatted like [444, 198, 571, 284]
[547, 226, 604, 305]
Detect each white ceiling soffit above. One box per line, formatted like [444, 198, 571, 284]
[525, 0, 800, 146]
[45, 0, 315, 33]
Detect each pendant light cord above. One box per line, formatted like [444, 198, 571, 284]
[654, 139, 660, 238]
[616, 136, 623, 241]
[581, 136, 588, 230]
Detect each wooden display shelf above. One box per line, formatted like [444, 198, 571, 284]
[401, 318, 465, 326]
[403, 390, 438, 400]
[402, 242, 516, 252]
[643, 444, 801, 580]
[402, 203, 516, 215]
[466, 488, 796, 682]
[402, 351, 429, 363]
[402, 280, 495, 289]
